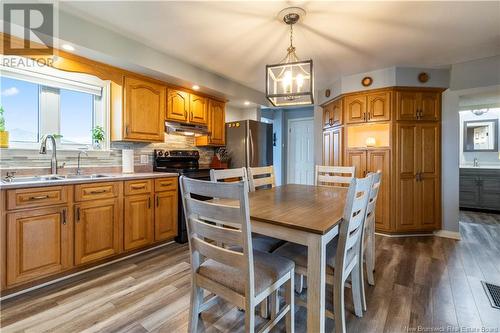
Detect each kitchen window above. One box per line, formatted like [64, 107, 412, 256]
[1, 57, 109, 150]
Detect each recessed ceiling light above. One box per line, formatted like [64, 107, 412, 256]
[61, 44, 75, 52]
[244, 101, 251, 106]
[192, 85, 200, 90]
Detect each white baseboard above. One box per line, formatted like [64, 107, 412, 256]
[1, 241, 174, 301]
[433, 230, 461, 240]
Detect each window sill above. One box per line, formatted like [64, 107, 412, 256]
[0, 147, 113, 157]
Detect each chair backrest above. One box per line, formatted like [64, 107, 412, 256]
[315, 165, 356, 187]
[335, 174, 373, 276]
[247, 166, 275, 191]
[365, 171, 382, 225]
[180, 176, 255, 296]
[210, 167, 248, 185]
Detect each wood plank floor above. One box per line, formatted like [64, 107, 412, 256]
[1, 211, 499, 332]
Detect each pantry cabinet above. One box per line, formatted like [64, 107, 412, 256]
[322, 127, 343, 166]
[395, 90, 440, 121]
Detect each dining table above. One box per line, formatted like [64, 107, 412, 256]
[246, 183, 348, 333]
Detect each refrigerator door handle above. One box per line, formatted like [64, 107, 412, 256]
[249, 129, 255, 167]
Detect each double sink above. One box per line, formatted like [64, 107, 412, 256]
[2, 174, 112, 184]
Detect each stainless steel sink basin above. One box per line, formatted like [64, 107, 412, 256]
[2, 175, 65, 183]
[65, 174, 111, 179]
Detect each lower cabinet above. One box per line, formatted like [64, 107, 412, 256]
[460, 168, 500, 211]
[74, 198, 121, 265]
[154, 191, 178, 241]
[124, 194, 154, 250]
[6, 206, 72, 286]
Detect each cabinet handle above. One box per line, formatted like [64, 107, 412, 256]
[75, 207, 80, 221]
[89, 189, 107, 194]
[367, 112, 371, 120]
[148, 197, 151, 209]
[61, 208, 67, 225]
[131, 184, 146, 189]
[28, 195, 49, 201]
[156, 195, 159, 207]
[125, 125, 129, 135]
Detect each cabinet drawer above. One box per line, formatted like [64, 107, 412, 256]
[7, 186, 68, 210]
[125, 179, 153, 196]
[154, 178, 177, 192]
[75, 182, 119, 202]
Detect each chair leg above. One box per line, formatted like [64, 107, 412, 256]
[270, 290, 279, 320]
[260, 298, 269, 319]
[285, 271, 295, 333]
[351, 263, 363, 318]
[334, 275, 346, 333]
[366, 233, 375, 286]
[245, 301, 256, 333]
[295, 274, 303, 293]
[188, 283, 203, 333]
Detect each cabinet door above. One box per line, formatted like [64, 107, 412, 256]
[345, 95, 367, 124]
[367, 149, 391, 231]
[123, 76, 166, 141]
[124, 194, 153, 250]
[419, 92, 440, 121]
[396, 91, 418, 121]
[208, 100, 225, 145]
[478, 175, 500, 211]
[346, 150, 367, 178]
[418, 123, 440, 229]
[322, 130, 333, 166]
[7, 206, 72, 286]
[189, 94, 208, 125]
[395, 124, 420, 231]
[367, 91, 391, 122]
[154, 191, 178, 241]
[166, 89, 189, 122]
[331, 99, 343, 126]
[322, 104, 332, 128]
[75, 199, 121, 265]
[459, 175, 480, 208]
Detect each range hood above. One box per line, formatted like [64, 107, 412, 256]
[165, 121, 209, 137]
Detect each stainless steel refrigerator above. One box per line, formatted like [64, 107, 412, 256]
[225, 120, 273, 168]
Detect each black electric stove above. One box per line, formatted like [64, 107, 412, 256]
[154, 149, 211, 243]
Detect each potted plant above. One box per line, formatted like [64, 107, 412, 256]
[0, 106, 8, 148]
[52, 134, 63, 145]
[91, 126, 105, 150]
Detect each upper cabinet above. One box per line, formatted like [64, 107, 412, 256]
[112, 76, 166, 142]
[322, 98, 343, 128]
[166, 90, 189, 122]
[196, 99, 226, 147]
[395, 90, 440, 121]
[345, 91, 391, 124]
[166, 89, 208, 126]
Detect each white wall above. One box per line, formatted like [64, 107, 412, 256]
[225, 105, 260, 122]
[459, 109, 500, 166]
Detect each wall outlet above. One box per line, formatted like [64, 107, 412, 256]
[140, 154, 149, 164]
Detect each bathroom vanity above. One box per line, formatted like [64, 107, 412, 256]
[459, 167, 500, 211]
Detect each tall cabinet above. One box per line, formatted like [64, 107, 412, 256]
[322, 87, 443, 234]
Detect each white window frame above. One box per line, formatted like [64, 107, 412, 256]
[1, 57, 110, 151]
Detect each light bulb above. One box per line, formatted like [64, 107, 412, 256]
[282, 70, 293, 93]
[296, 74, 304, 92]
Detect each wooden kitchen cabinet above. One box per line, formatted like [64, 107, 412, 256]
[154, 191, 177, 241]
[124, 194, 154, 250]
[322, 127, 343, 166]
[322, 98, 342, 128]
[196, 99, 226, 146]
[189, 94, 208, 125]
[395, 90, 440, 121]
[74, 198, 121, 265]
[346, 150, 367, 178]
[166, 89, 189, 122]
[345, 94, 367, 124]
[395, 123, 440, 231]
[6, 206, 72, 286]
[367, 91, 391, 122]
[122, 76, 166, 142]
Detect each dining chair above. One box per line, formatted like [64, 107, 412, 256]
[314, 165, 356, 187]
[210, 167, 248, 187]
[180, 176, 295, 333]
[359, 171, 382, 311]
[247, 166, 275, 192]
[273, 174, 373, 333]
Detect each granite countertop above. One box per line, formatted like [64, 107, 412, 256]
[459, 165, 500, 170]
[0, 172, 179, 190]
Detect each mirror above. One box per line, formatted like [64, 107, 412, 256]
[463, 119, 498, 152]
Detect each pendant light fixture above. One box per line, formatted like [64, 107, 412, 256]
[266, 7, 314, 107]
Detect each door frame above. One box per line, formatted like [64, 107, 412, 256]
[287, 117, 314, 184]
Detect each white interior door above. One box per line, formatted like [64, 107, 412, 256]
[287, 117, 314, 185]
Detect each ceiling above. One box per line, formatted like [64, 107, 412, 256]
[60, 1, 500, 92]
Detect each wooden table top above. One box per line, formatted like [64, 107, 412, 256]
[248, 184, 347, 234]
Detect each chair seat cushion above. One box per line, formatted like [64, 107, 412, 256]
[197, 250, 294, 296]
[252, 234, 286, 253]
[273, 238, 356, 274]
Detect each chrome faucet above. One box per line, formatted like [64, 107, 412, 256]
[39, 134, 58, 174]
[76, 150, 88, 175]
[473, 157, 479, 167]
